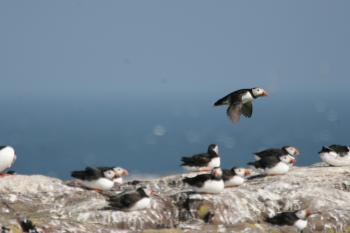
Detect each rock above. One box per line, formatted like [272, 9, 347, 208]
[1, 166, 350, 232]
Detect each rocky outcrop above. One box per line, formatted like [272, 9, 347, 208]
[1, 164, 350, 232]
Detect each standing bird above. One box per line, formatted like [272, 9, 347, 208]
[254, 146, 300, 161]
[248, 155, 296, 176]
[222, 167, 252, 187]
[319, 145, 350, 166]
[266, 209, 313, 231]
[71, 166, 128, 191]
[181, 144, 220, 172]
[107, 187, 154, 211]
[0, 146, 16, 177]
[183, 167, 224, 194]
[214, 87, 268, 122]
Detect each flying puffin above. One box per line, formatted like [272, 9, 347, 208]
[266, 209, 314, 231]
[214, 87, 268, 122]
[107, 187, 154, 211]
[254, 146, 300, 160]
[181, 144, 220, 172]
[183, 167, 224, 194]
[248, 154, 296, 176]
[71, 166, 128, 191]
[222, 167, 252, 187]
[0, 146, 16, 177]
[319, 144, 350, 166]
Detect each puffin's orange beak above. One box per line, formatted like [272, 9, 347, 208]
[262, 91, 269, 96]
[150, 190, 157, 196]
[306, 210, 313, 217]
[122, 169, 129, 176]
[291, 159, 297, 165]
[244, 169, 252, 176]
[295, 148, 300, 155]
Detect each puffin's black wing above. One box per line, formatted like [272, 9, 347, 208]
[108, 192, 142, 209]
[266, 211, 299, 226]
[248, 156, 279, 169]
[242, 101, 253, 118]
[183, 174, 212, 188]
[222, 169, 235, 181]
[254, 148, 284, 159]
[181, 153, 211, 167]
[71, 167, 102, 180]
[329, 145, 349, 156]
[0, 145, 7, 150]
[226, 101, 243, 122]
[96, 166, 115, 172]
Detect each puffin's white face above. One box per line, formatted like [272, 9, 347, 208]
[234, 168, 246, 177]
[296, 209, 312, 219]
[280, 155, 296, 164]
[285, 146, 300, 156]
[103, 170, 115, 179]
[213, 145, 219, 155]
[252, 87, 268, 97]
[212, 167, 223, 177]
[113, 167, 128, 177]
[142, 187, 154, 196]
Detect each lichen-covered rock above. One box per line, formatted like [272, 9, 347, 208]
[1, 164, 350, 232]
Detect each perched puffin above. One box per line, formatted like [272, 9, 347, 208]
[319, 145, 350, 166]
[107, 187, 154, 211]
[254, 146, 300, 160]
[222, 167, 252, 187]
[181, 144, 220, 172]
[0, 146, 16, 177]
[248, 155, 296, 175]
[71, 166, 128, 191]
[183, 167, 224, 194]
[214, 87, 268, 122]
[266, 209, 313, 231]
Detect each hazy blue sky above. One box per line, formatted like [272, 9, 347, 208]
[1, 1, 349, 97]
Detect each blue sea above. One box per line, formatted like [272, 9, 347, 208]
[0, 91, 348, 179]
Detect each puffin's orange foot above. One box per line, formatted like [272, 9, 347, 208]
[92, 188, 103, 193]
[0, 173, 11, 177]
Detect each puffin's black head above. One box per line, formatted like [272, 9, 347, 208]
[319, 146, 332, 154]
[208, 144, 219, 157]
[251, 87, 269, 98]
[282, 146, 300, 156]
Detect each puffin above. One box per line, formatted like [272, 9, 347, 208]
[183, 167, 224, 194]
[0, 146, 16, 177]
[107, 187, 154, 211]
[266, 209, 313, 231]
[254, 146, 300, 160]
[214, 87, 268, 122]
[319, 144, 350, 166]
[248, 155, 296, 176]
[71, 166, 128, 191]
[181, 144, 220, 172]
[222, 167, 252, 187]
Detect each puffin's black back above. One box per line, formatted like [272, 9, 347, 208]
[222, 168, 236, 181]
[248, 156, 280, 169]
[183, 173, 218, 187]
[266, 211, 299, 226]
[329, 144, 349, 156]
[71, 167, 103, 180]
[108, 189, 145, 209]
[255, 148, 284, 158]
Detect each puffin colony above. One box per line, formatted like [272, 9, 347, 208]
[1, 87, 349, 231]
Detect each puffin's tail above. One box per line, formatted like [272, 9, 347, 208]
[71, 170, 86, 179]
[214, 95, 230, 106]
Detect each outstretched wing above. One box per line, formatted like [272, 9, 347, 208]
[242, 101, 253, 118]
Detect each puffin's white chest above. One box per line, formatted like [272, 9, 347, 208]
[113, 177, 123, 185]
[320, 152, 350, 166]
[82, 178, 114, 190]
[224, 175, 245, 187]
[0, 153, 15, 172]
[265, 162, 290, 175]
[294, 219, 307, 230]
[208, 157, 220, 168]
[241, 92, 253, 104]
[194, 179, 224, 194]
[129, 197, 151, 211]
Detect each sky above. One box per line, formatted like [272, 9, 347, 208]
[0, 1, 350, 178]
[0, 1, 349, 97]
